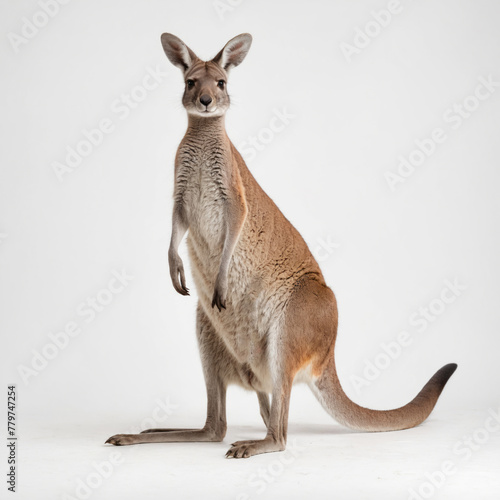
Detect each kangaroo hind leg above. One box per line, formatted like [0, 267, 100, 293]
[106, 306, 229, 445]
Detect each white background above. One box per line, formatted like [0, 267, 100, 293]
[1, 0, 500, 499]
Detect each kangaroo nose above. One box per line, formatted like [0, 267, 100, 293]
[200, 95, 212, 106]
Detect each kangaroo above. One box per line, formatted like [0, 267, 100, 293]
[105, 33, 457, 458]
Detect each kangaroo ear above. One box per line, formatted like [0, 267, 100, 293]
[212, 33, 252, 71]
[161, 33, 198, 71]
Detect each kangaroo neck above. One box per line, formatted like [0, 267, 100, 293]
[185, 114, 228, 145]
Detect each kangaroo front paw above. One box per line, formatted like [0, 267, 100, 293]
[211, 281, 227, 312]
[169, 251, 190, 296]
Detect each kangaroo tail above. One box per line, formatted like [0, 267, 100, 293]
[310, 356, 457, 432]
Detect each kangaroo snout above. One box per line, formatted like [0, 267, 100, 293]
[200, 94, 213, 106]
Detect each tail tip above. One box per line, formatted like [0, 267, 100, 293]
[445, 362, 458, 373]
[439, 363, 458, 383]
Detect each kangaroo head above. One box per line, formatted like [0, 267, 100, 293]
[161, 33, 252, 117]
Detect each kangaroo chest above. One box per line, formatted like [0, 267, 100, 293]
[176, 140, 272, 374]
[177, 142, 227, 250]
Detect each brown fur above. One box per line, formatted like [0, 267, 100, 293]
[105, 33, 457, 458]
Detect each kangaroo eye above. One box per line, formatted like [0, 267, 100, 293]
[217, 80, 225, 89]
[186, 79, 195, 88]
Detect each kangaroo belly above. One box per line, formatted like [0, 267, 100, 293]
[187, 227, 278, 392]
[178, 142, 316, 390]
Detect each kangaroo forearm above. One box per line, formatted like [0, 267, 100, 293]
[219, 220, 244, 275]
[218, 196, 247, 277]
[211, 193, 247, 311]
[169, 203, 190, 295]
[169, 204, 188, 254]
